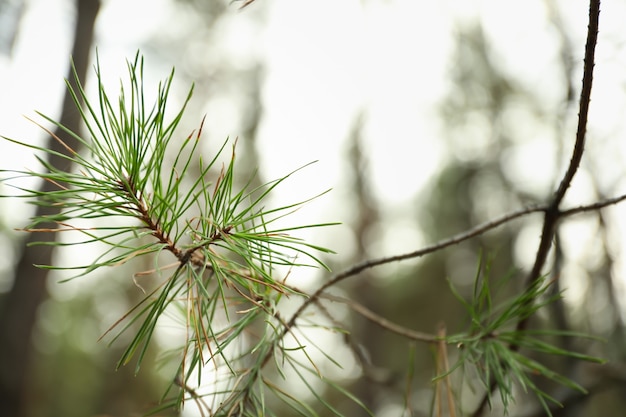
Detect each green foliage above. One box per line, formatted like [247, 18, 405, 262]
[446, 256, 605, 416]
[0, 52, 355, 416]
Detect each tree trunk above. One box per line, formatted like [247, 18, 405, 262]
[0, 1, 100, 415]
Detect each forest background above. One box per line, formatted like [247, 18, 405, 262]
[1, 0, 626, 416]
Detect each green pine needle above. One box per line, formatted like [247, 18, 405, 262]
[1, 51, 342, 415]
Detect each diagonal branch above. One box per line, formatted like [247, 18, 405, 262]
[257, 2, 610, 402]
[313, 204, 545, 295]
[262, 1, 606, 412]
[263, 187, 626, 370]
[520, 0, 600, 327]
[320, 293, 439, 343]
[522, 0, 601, 294]
[552, 0, 600, 206]
[259, 204, 546, 370]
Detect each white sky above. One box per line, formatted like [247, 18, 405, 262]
[0, 0, 454, 283]
[2, 0, 626, 319]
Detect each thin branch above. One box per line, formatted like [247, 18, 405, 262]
[523, 0, 600, 291]
[263, 189, 626, 369]
[520, 0, 600, 319]
[435, 324, 456, 417]
[319, 204, 545, 293]
[233, 0, 257, 9]
[553, 0, 600, 205]
[258, 4, 610, 388]
[559, 192, 626, 217]
[263, 189, 623, 371]
[320, 293, 439, 343]
[473, 1, 601, 416]
[272, 0, 605, 412]
[260, 204, 545, 368]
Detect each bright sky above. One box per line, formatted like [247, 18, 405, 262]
[0, 0, 454, 280]
[0, 0, 573, 219]
[1, 0, 625, 317]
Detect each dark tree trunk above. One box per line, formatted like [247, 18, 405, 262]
[0, 1, 100, 415]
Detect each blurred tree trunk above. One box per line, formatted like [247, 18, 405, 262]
[343, 114, 385, 416]
[0, 1, 100, 415]
[0, 0, 25, 57]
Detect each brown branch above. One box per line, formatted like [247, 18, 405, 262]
[519, 0, 600, 324]
[320, 293, 439, 343]
[233, 0, 257, 9]
[435, 324, 456, 417]
[316, 204, 544, 294]
[559, 192, 626, 217]
[257, 0, 609, 411]
[256, 0, 609, 388]
[260, 190, 626, 368]
[522, 0, 600, 293]
[259, 205, 545, 368]
[472, 1, 601, 416]
[260, 189, 624, 369]
[552, 0, 599, 206]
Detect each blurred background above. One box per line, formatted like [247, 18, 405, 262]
[1, 0, 626, 416]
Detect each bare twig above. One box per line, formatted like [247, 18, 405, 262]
[271, 0, 605, 413]
[519, 0, 600, 325]
[260, 204, 545, 368]
[253, 0, 611, 413]
[252, 0, 611, 388]
[552, 1, 600, 206]
[261, 187, 626, 368]
[520, 0, 600, 294]
[559, 192, 626, 217]
[472, 1, 601, 415]
[313, 204, 545, 296]
[233, 0, 257, 9]
[320, 293, 439, 343]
